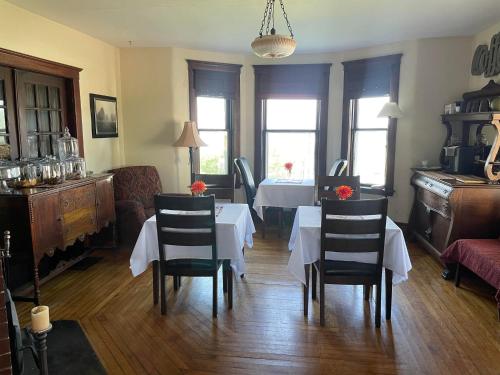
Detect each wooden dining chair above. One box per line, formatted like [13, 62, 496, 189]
[194, 173, 235, 202]
[234, 157, 283, 238]
[316, 175, 361, 201]
[305, 197, 388, 327]
[315, 176, 376, 302]
[154, 194, 232, 317]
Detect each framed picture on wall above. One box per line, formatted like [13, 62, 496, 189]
[90, 94, 118, 138]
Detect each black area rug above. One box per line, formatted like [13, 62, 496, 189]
[69, 256, 103, 271]
[23, 320, 107, 375]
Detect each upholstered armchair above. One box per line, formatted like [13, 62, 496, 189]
[109, 166, 162, 246]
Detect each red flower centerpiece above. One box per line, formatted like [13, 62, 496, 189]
[284, 162, 293, 177]
[336, 185, 353, 200]
[191, 180, 207, 196]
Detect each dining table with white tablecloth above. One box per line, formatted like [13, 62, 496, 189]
[288, 205, 412, 319]
[288, 206, 412, 285]
[253, 178, 316, 220]
[130, 203, 256, 277]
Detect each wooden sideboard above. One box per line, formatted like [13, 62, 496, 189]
[409, 170, 500, 276]
[0, 174, 115, 304]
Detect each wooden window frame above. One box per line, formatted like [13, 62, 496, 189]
[0, 47, 83, 158]
[253, 64, 331, 183]
[340, 54, 402, 196]
[187, 60, 242, 182]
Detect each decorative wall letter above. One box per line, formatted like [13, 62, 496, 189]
[471, 32, 500, 78]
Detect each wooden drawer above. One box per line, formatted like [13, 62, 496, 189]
[31, 193, 63, 260]
[413, 200, 451, 255]
[416, 188, 451, 218]
[60, 184, 97, 246]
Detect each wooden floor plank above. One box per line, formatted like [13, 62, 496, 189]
[16, 232, 500, 374]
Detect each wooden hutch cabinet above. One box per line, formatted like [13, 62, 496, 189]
[0, 48, 116, 303]
[0, 48, 84, 159]
[409, 82, 500, 278]
[0, 175, 115, 304]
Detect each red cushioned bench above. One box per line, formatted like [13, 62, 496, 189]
[441, 239, 500, 320]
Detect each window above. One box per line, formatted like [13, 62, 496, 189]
[254, 64, 331, 182]
[188, 60, 241, 180]
[264, 99, 318, 179]
[351, 96, 390, 186]
[341, 54, 402, 195]
[196, 97, 230, 174]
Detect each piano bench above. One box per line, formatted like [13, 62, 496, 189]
[441, 239, 500, 320]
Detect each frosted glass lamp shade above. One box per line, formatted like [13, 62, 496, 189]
[251, 35, 297, 59]
[173, 121, 207, 148]
[377, 102, 403, 118]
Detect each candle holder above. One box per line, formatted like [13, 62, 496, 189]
[28, 323, 52, 375]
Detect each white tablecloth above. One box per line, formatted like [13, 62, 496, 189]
[130, 203, 256, 277]
[253, 178, 315, 220]
[288, 206, 412, 285]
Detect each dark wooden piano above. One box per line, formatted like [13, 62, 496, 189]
[410, 171, 500, 261]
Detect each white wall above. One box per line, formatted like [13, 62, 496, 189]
[0, 0, 125, 173]
[119, 47, 247, 193]
[245, 38, 471, 222]
[2, 0, 483, 223]
[119, 37, 471, 223]
[469, 21, 500, 90]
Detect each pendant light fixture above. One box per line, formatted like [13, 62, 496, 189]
[251, 0, 296, 59]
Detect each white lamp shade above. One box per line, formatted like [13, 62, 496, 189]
[173, 121, 207, 148]
[251, 34, 297, 59]
[378, 102, 403, 119]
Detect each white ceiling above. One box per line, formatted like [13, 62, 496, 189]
[7, 0, 500, 53]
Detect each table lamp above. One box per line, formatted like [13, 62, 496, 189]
[377, 102, 403, 119]
[173, 121, 207, 183]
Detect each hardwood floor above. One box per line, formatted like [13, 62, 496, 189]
[17, 231, 500, 374]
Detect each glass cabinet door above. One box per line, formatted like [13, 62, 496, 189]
[0, 67, 18, 159]
[16, 71, 66, 158]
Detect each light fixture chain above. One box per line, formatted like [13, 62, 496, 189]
[279, 0, 294, 38]
[272, 0, 275, 30]
[259, 0, 272, 37]
[266, 0, 274, 35]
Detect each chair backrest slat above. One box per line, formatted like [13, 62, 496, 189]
[322, 218, 382, 234]
[320, 198, 388, 267]
[154, 194, 217, 262]
[194, 173, 235, 188]
[194, 174, 235, 202]
[317, 176, 360, 201]
[158, 231, 215, 247]
[323, 238, 381, 253]
[158, 212, 214, 229]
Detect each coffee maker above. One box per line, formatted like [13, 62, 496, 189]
[442, 146, 475, 174]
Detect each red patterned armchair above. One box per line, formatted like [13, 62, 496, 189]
[109, 166, 162, 246]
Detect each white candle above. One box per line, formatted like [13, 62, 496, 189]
[31, 306, 50, 332]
